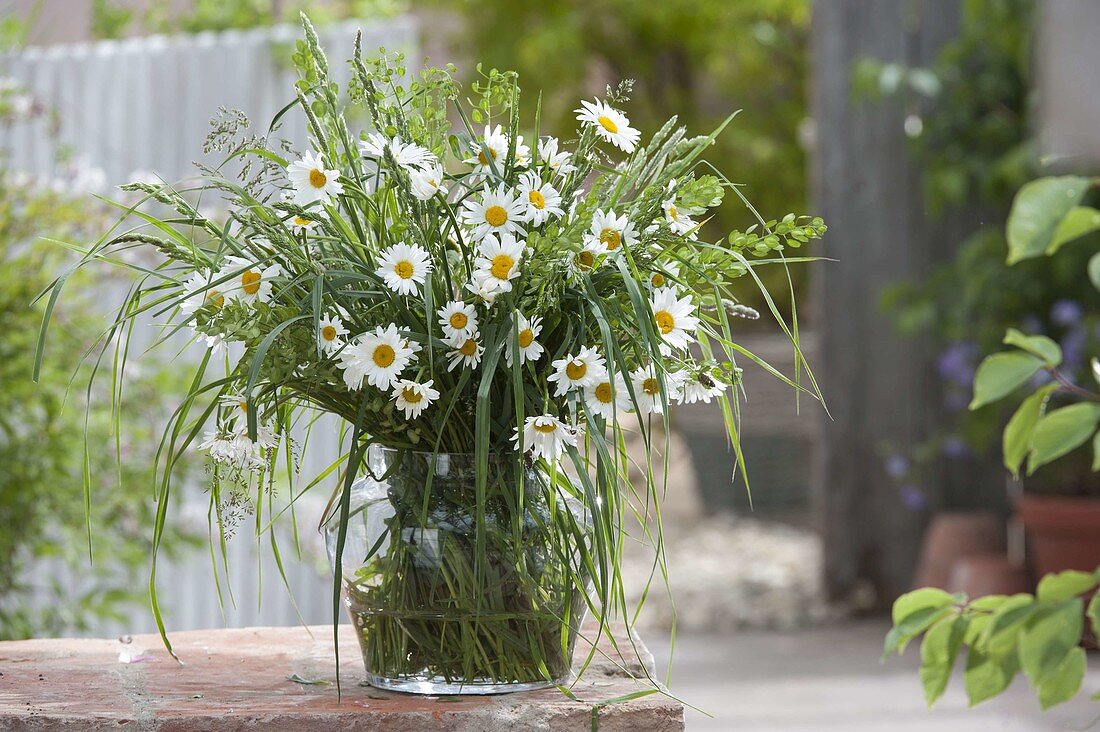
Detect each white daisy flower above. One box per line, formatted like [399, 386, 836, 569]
[446, 331, 484, 371]
[359, 133, 437, 171]
[471, 233, 526, 295]
[538, 136, 577, 177]
[575, 98, 641, 153]
[516, 171, 564, 225]
[223, 256, 282, 306]
[589, 209, 637, 253]
[649, 287, 700, 354]
[547, 345, 608, 396]
[200, 424, 278, 471]
[662, 196, 698, 238]
[568, 238, 607, 275]
[180, 270, 227, 313]
[317, 311, 349, 355]
[438, 300, 478, 340]
[391, 379, 440, 419]
[647, 259, 681, 290]
[203, 332, 227, 355]
[338, 324, 416, 391]
[584, 372, 631, 419]
[678, 371, 727, 405]
[409, 162, 448, 201]
[630, 364, 684, 415]
[506, 312, 544, 366]
[286, 150, 343, 205]
[513, 415, 578, 463]
[375, 242, 433, 296]
[464, 124, 530, 175]
[465, 277, 502, 305]
[289, 214, 317, 232]
[218, 392, 252, 419]
[460, 185, 527, 242]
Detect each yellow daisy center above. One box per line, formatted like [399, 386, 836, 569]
[490, 254, 515, 279]
[655, 310, 675, 334]
[207, 290, 225, 308]
[477, 148, 498, 166]
[528, 190, 546, 209]
[241, 270, 262, 295]
[594, 382, 613, 404]
[401, 387, 423, 403]
[449, 312, 469, 330]
[518, 329, 534, 348]
[459, 338, 478, 357]
[565, 360, 587, 380]
[642, 377, 660, 396]
[597, 115, 619, 134]
[309, 168, 327, 188]
[600, 227, 622, 250]
[294, 216, 312, 227]
[372, 344, 396, 367]
[533, 421, 558, 434]
[394, 260, 415, 279]
[321, 325, 337, 342]
[651, 272, 666, 288]
[577, 250, 595, 269]
[238, 399, 249, 414]
[668, 205, 679, 220]
[485, 205, 508, 227]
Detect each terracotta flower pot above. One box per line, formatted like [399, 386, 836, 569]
[914, 511, 1005, 589]
[1016, 494, 1100, 578]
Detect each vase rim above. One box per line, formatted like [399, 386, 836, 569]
[368, 444, 522, 461]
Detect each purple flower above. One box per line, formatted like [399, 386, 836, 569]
[1061, 326, 1086, 373]
[941, 436, 970, 460]
[937, 342, 979, 386]
[899, 486, 927, 511]
[1051, 299, 1083, 328]
[944, 390, 971, 412]
[884, 453, 909, 479]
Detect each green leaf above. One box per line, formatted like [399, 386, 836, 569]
[884, 605, 957, 659]
[920, 615, 969, 707]
[1003, 385, 1057, 478]
[1088, 591, 1100, 639]
[892, 588, 962, 624]
[1019, 600, 1083, 687]
[1006, 176, 1091, 264]
[1047, 206, 1100, 256]
[1003, 328, 1062, 368]
[1037, 647, 1086, 709]
[964, 646, 1019, 706]
[969, 352, 1045, 410]
[1093, 430, 1100, 472]
[983, 594, 1039, 654]
[1089, 252, 1100, 291]
[1028, 403, 1100, 475]
[1036, 570, 1098, 603]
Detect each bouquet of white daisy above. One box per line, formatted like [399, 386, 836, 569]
[37, 16, 825, 697]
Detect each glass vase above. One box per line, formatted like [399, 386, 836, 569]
[323, 445, 592, 695]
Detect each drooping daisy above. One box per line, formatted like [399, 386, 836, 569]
[375, 242, 433, 296]
[568, 238, 607, 275]
[647, 259, 681, 290]
[289, 214, 317, 232]
[286, 150, 343, 205]
[661, 196, 698, 238]
[538, 136, 577, 177]
[649, 287, 700, 354]
[218, 392, 252, 420]
[460, 185, 527, 242]
[203, 332, 227, 355]
[438, 300, 478, 340]
[223, 256, 282, 306]
[584, 373, 631, 419]
[575, 99, 641, 153]
[631, 364, 684, 415]
[589, 209, 637, 253]
[472, 233, 526, 295]
[446, 331, 484, 371]
[516, 172, 564, 225]
[547, 346, 608, 397]
[465, 277, 502, 305]
[391, 379, 440, 419]
[359, 133, 436, 171]
[678, 370, 728, 405]
[506, 312, 544, 366]
[317, 311, 349, 355]
[513, 415, 578, 463]
[409, 163, 448, 201]
[180, 270, 227, 313]
[464, 124, 530, 175]
[338, 324, 416, 391]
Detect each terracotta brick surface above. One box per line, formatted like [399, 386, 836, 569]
[0, 623, 683, 731]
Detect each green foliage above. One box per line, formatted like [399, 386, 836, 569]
[1006, 176, 1094, 263]
[886, 568, 1100, 710]
[0, 178, 198, 639]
